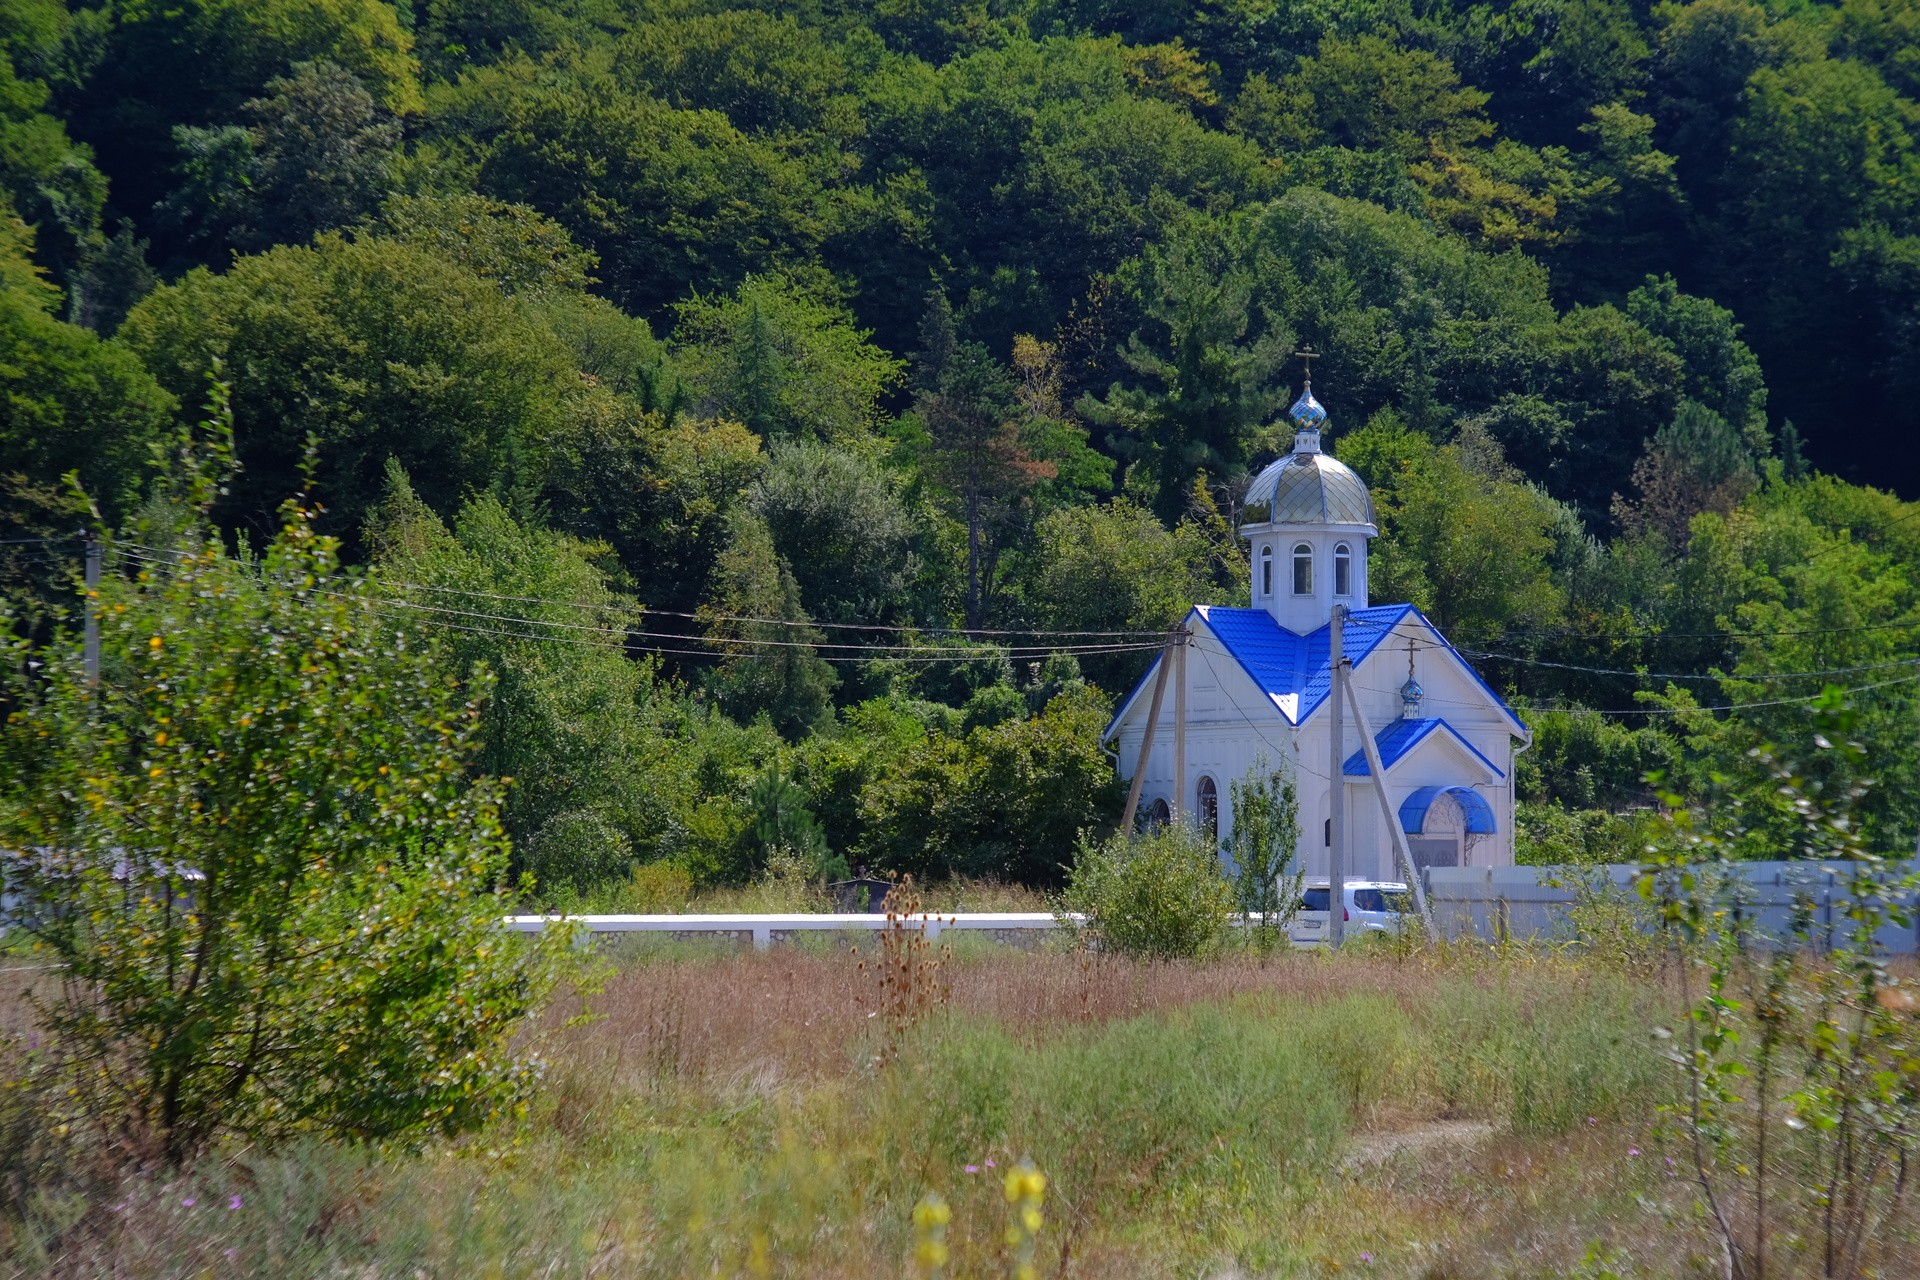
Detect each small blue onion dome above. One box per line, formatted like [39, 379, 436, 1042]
[1289, 382, 1327, 428]
[1400, 675, 1425, 717]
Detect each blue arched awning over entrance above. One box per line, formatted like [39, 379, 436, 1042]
[1399, 786, 1496, 835]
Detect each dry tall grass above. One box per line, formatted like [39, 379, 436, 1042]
[6, 938, 1913, 1278]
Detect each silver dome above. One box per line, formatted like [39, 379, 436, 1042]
[1242, 449, 1375, 527]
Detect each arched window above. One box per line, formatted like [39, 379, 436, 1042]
[1334, 542, 1352, 596]
[1259, 545, 1273, 597]
[1196, 775, 1218, 842]
[1291, 543, 1313, 596]
[1146, 797, 1171, 831]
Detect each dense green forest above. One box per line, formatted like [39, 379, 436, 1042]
[3, 0, 1919, 892]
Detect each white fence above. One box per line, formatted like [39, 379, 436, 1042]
[509, 861, 1920, 954]
[503, 911, 1062, 950]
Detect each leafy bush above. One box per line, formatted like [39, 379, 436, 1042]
[524, 809, 634, 893]
[0, 411, 568, 1166]
[1059, 827, 1234, 959]
[860, 686, 1121, 884]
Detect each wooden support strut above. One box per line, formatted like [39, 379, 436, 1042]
[1338, 664, 1439, 941]
[1118, 625, 1180, 835]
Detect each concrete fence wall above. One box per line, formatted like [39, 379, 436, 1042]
[1424, 861, 1920, 954]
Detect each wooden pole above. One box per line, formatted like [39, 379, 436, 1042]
[1119, 629, 1177, 835]
[1327, 604, 1346, 949]
[1172, 623, 1187, 823]
[1340, 665, 1438, 940]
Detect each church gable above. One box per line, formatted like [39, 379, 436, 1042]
[1341, 717, 1505, 785]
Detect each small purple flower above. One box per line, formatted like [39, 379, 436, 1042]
[1359, 1253, 1374, 1263]
[228, 1195, 243, 1210]
[984, 1158, 997, 1168]
[1627, 1147, 1641, 1157]
[181, 1196, 196, 1208]
[964, 1164, 979, 1173]
[1586, 1116, 1597, 1126]
[224, 1250, 237, 1262]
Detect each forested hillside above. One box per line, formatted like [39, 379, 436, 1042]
[4, 0, 1919, 890]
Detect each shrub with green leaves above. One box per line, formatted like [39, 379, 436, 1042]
[1059, 826, 1234, 960]
[0, 409, 567, 1166]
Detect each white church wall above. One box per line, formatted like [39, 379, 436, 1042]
[1109, 612, 1523, 874]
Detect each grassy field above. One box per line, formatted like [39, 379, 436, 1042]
[7, 936, 1919, 1278]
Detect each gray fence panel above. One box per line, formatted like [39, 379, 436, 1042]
[1420, 861, 1920, 954]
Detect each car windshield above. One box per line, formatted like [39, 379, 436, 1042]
[1301, 887, 1330, 912]
[1352, 888, 1412, 914]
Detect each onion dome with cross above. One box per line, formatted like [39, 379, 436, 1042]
[1240, 361, 1377, 632]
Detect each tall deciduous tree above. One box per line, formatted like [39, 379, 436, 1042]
[909, 292, 1062, 630]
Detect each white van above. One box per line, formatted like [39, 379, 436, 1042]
[1288, 880, 1417, 946]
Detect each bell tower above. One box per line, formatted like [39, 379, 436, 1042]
[1239, 368, 1378, 633]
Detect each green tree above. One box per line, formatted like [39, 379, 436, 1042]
[119, 233, 580, 546]
[1224, 755, 1302, 953]
[1625, 275, 1769, 451]
[1340, 413, 1565, 637]
[744, 760, 836, 879]
[0, 222, 175, 543]
[702, 510, 838, 739]
[1024, 498, 1222, 690]
[859, 685, 1121, 884]
[243, 59, 400, 249]
[749, 440, 915, 626]
[76, 0, 420, 241]
[160, 59, 401, 261]
[366, 470, 661, 892]
[373, 192, 601, 299]
[432, 52, 843, 316]
[0, 43, 106, 295]
[1081, 233, 1287, 525]
[673, 274, 904, 442]
[0, 415, 561, 1165]
[540, 400, 762, 617]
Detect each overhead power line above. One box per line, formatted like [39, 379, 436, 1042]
[119, 544, 1167, 642]
[1459, 649, 1920, 684]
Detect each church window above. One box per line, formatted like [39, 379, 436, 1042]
[1259, 546, 1272, 596]
[1196, 775, 1218, 842]
[1291, 543, 1313, 595]
[1334, 543, 1352, 596]
[1147, 797, 1171, 830]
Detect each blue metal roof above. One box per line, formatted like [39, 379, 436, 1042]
[1197, 603, 1414, 726]
[1400, 785, 1497, 835]
[1103, 602, 1527, 740]
[1341, 717, 1507, 779]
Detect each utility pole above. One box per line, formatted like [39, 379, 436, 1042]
[1327, 603, 1346, 948]
[1171, 622, 1187, 824]
[1120, 627, 1178, 835]
[82, 530, 101, 690]
[1341, 665, 1437, 940]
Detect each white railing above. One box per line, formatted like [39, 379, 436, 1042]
[503, 911, 1064, 950]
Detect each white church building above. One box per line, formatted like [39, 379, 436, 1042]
[1104, 381, 1530, 877]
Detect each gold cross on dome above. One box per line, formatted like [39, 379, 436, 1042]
[1293, 345, 1319, 382]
